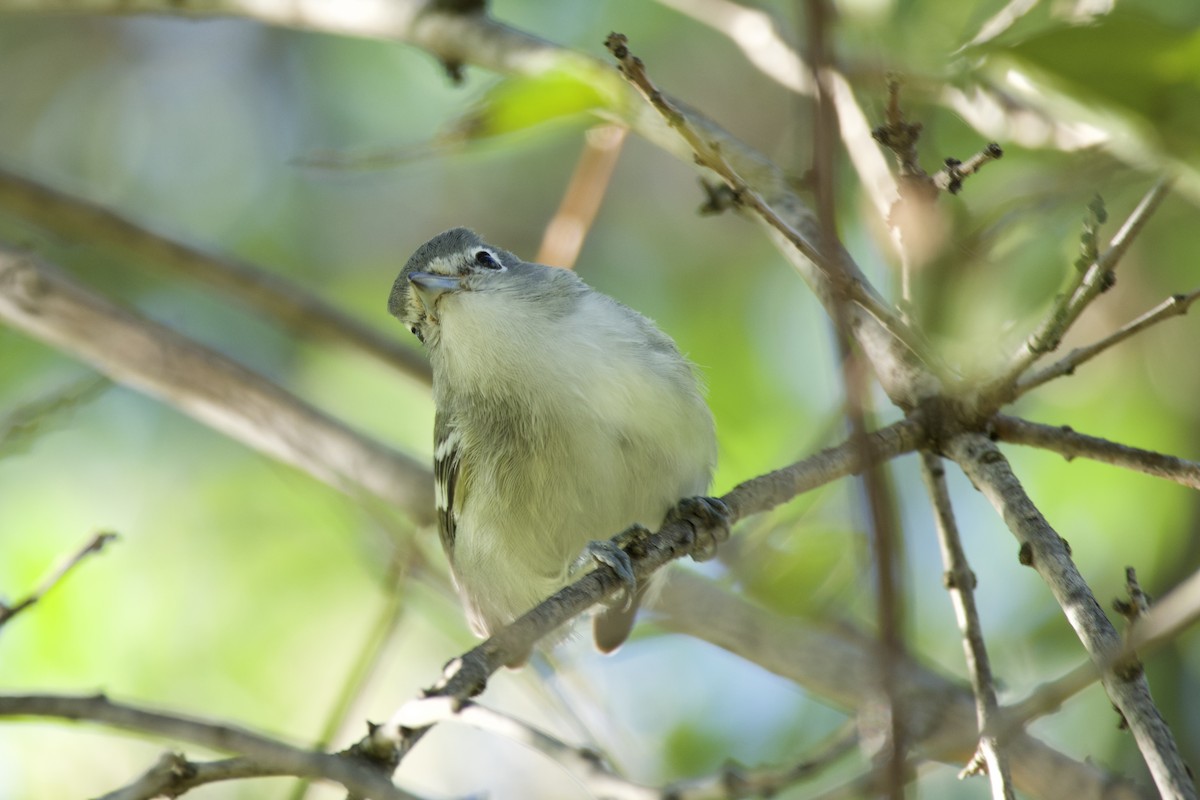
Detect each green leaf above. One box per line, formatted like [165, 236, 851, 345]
[994, 11, 1200, 161]
[446, 63, 625, 143]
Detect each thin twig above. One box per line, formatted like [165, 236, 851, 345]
[1018, 288, 1200, 396]
[0, 531, 118, 629]
[1004, 562, 1200, 730]
[288, 564, 410, 800]
[603, 32, 930, 373]
[97, 753, 307, 800]
[988, 178, 1173, 402]
[0, 693, 424, 800]
[919, 452, 1014, 799]
[947, 432, 1196, 799]
[0, 374, 109, 455]
[991, 415, 1200, 491]
[0, 248, 434, 522]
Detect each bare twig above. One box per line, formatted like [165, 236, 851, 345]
[603, 33, 936, 390]
[0, 169, 430, 384]
[97, 752, 311, 800]
[288, 563, 410, 800]
[988, 178, 1174, 403]
[0, 530, 118, 630]
[0, 374, 109, 455]
[990, 415, 1200, 491]
[931, 143, 1004, 195]
[919, 453, 1014, 799]
[0, 693, 424, 800]
[535, 124, 627, 269]
[948, 432, 1196, 799]
[0, 248, 435, 521]
[1018, 288, 1200, 396]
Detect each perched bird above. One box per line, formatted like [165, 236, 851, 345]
[389, 228, 724, 653]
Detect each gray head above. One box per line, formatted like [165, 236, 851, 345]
[389, 228, 580, 347]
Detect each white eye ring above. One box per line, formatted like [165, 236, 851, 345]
[473, 248, 504, 270]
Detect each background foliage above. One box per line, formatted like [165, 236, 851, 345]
[1, 0, 1198, 797]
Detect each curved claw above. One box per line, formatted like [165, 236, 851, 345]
[571, 533, 642, 611]
[668, 496, 732, 562]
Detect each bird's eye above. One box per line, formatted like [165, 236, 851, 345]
[474, 249, 502, 270]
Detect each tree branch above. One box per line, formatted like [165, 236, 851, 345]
[919, 452, 1014, 799]
[986, 178, 1173, 404]
[990, 415, 1200, 491]
[947, 432, 1195, 800]
[1017, 288, 1200, 396]
[354, 419, 927, 766]
[0, 693, 424, 800]
[0, 530, 118, 630]
[0, 168, 431, 384]
[0, 248, 434, 522]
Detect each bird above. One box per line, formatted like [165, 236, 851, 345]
[388, 228, 725, 654]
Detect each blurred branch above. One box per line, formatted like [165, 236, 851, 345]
[919, 453, 1014, 799]
[0, 373, 109, 455]
[804, 4, 905, 798]
[0, 530, 118, 630]
[0, 693, 424, 800]
[1018, 287, 1200, 396]
[654, 570, 1152, 800]
[288, 561, 411, 800]
[1004, 562, 1200, 733]
[535, 125, 627, 269]
[947, 432, 1195, 800]
[352, 419, 926, 769]
[0, 168, 431, 384]
[0, 248, 435, 523]
[991, 415, 1200, 491]
[396, 696, 858, 800]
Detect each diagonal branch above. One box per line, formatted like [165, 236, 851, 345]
[0, 168, 431, 384]
[354, 418, 927, 766]
[947, 432, 1196, 800]
[0, 530, 118, 630]
[990, 415, 1200, 491]
[0, 248, 434, 522]
[986, 178, 1173, 403]
[0, 693, 424, 800]
[1018, 288, 1200, 396]
[604, 33, 931, 383]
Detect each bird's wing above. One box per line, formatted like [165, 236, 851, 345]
[433, 410, 462, 557]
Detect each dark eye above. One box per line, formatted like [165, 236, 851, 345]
[474, 249, 502, 270]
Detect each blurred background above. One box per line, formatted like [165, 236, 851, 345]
[1, 0, 1198, 797]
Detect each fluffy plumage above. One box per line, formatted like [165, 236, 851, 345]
[389, 228, 716, 651]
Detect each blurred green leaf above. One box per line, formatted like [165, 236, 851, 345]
[446, 63, 624, 143]
[994, 11, 1200, 161]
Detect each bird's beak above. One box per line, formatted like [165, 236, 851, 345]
[408, 272, 462, 321]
